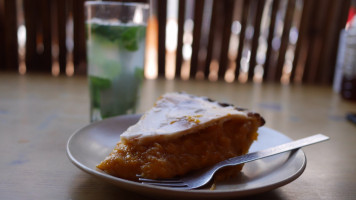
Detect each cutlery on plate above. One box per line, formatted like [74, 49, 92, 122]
[138, 134, 329, 189]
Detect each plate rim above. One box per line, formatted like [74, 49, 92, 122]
[66, 114, 306, 198]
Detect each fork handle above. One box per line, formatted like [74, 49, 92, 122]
[222, 134, 329, 167]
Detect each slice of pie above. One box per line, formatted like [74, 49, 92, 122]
[97, 92, 265, 181]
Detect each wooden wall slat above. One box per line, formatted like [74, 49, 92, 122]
[210, 0, 225, 79]
[41, 0, 52, 72]
[248, 0, 265, 80]
[175, 0, 186, 78]
[274, 0, 296, 82]
[234, 0, 250, 79]
[157, 0, 166, 77]
[218, 0, 234, 79]
[57, 0, 67, 73]
[263, 0, 280, 81]
[3, 0, 18, 71]
[24, 0, 36, 71]
[190, 0, 204, 78]
[0, 0, 5, 70]
[316, 0, 340, 84]
[303, 0, 331, 83]
[265, 0, 287, 81]
[73, 0, 86, 74]
[23, 0, 51, 73]
[291, 0, 315, 83]
[204, 0, 218, 78]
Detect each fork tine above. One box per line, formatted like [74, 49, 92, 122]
[138, 177, 183, 183]
[136, 175, 189, 187]
[136, 175, 183, 183]
[140, 182, 188, 187]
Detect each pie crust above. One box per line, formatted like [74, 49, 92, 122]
[97, 92, 265, 180]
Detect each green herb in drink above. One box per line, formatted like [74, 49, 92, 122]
[86, 21, 146, 121]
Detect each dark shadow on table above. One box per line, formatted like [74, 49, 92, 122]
[236, 190, 284, 200]
[69, 174, 155, 200]
[69, 173, 285, 200]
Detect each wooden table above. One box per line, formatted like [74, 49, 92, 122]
[0, 73, 355, 200]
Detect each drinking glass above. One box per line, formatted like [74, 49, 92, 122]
[85, 1, 149, 122]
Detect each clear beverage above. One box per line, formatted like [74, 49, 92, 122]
[86, 20, 146, 121]
[340, 16, 356, 101]
[341, 75, 356, 101]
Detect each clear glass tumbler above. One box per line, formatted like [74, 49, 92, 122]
[85, 2, 149, 122]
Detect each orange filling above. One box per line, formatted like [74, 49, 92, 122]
[97, 117, 259, 180]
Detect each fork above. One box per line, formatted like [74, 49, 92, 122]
[138, 134, 329, 189]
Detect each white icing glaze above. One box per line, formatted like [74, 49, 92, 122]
[120, 92, 247, 144]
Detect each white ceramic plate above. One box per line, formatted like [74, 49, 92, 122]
[67, 114, 306, 199]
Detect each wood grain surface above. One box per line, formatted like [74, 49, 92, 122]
[0, 73, 355, 199]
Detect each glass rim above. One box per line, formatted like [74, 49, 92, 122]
[84, 1, 149, 9]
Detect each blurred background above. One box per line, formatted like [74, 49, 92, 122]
[0, 0, 355, 85]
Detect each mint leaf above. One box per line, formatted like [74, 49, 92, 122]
[89, 76, 111, 89]
[134, 67, 144, 80]
[89, 76, 111, 108]
[90, 23, 122, 42]
[119, 26, 146, 51]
